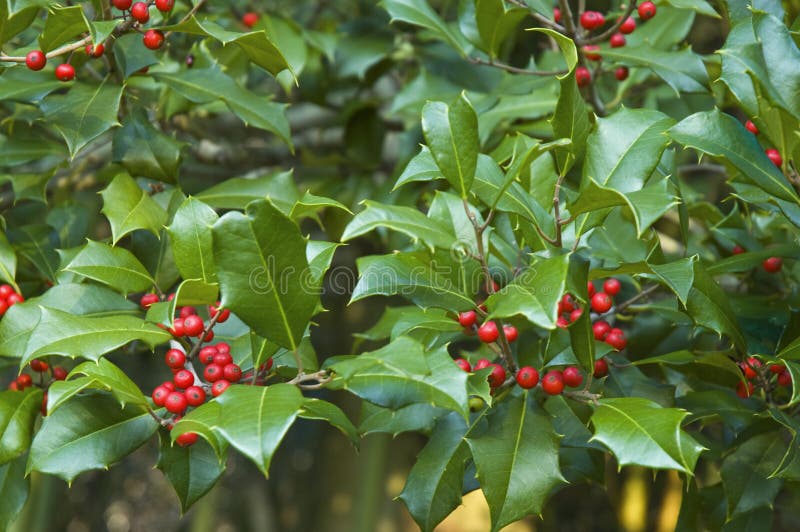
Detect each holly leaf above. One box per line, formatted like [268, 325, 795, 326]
[156, 431, 226, 513]
[166, 197, 218, 285]
[112, 109, 184, 183]
[0, 456, 29, 530]
[64, 240, 155, 295]
[0, 388, 43, 465]
[298, 398, 359, 446]
[46, 358, 148, 415]
[99, 174, 169, 244]
[720, 431, 784, 519]
[382, 0, 468, 54]
[342, 200, 456, 251]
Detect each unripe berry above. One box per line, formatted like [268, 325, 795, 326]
[593, 358, 609, 378]
[609, 33, 626, 48]
[25, 50, 46, 71]
[591, 292, 613, 313]
[615, 66, 629, 81]
[473, 358, 491, 371]
[553, 7, 561, 23]
[55, 63, 75, 82]
[579, 11, 605, 30]
[16, 374, 32, 389]
[165, 392, 188, 414]
[242, 12, 259, 28]
[152, 385, 170, 407]
[183, 315, 204, 337]
[603, 278, 621, 296]
[165, 349, 186, 369]
[458, 310, 478, 328]
[52, 366, 68, 381]
[30, 359, 49, 372]
[112, 0, 133, 10]
[763, 257, 783, 273]
[732, 245, 745, 255]
[184, 386, 206, 406]
[140, 293, 159, 308]
[176, 431, 198, 447]
[477, 321, 500, 343]
[515, 366, 539, 389]
[454, 358, 471, 372]
[487, 363, 506, 388]
[213, 352, 232, 366]
[173, 369, 194, 389]
[745, 120, 759, 135]
[619, 16, 636, 34]
[638, 1, 656, 20]
[503, 325, 518, 343]
[576, 66, 591, 87]
[155, 0, 174, 12]
[541, 370, 565, 395]
[143, 29, 165, 50]
[86, 43, 104, 57]
[593, 320, 611, 340]
[223, 363, 242, 382]
[211, 379, 230, 396]
[583, 45, 601, 61]
[778, 370, 792, 387]
[605, 331, 627, 350]
[736, 380, 754, 398]
[765, 149, 782, 167]
[204, 364, 224, 382]
[199, 346, 217, 365]
[130, 2, 150, 23]
[563, 366, 583, 387]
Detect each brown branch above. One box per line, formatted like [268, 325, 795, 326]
[615, 284, 660, 313]
[467, 56, 567, 76]
[506, 0, 566, 32]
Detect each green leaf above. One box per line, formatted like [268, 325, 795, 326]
[166, 197, 218, 284]
[686, 262, 746, 351]
[632, 350, 743, 382]
[8, 225, 59, 281]
[590, 397, 705, 473]
[327, 338, 470, 419]
[467, 395, 565, 531]
[421, 94, 479, 198]
[350, 253, 474, 312]
[550, 70, 589, 176]
[0, 232, 18, 290]
[99, 174, 169, 244]
[64, 240, 154, 295]
[720, 431, 784, 519]
[212, 199, 317, 351]
[399, 413, 471, 532]
[153, 67, 291, 147]
[112, 32, 159, 78]
[298, 398, 359, 446]
[195, 170, 296, 210]
[0, 388, 43, 465]
[156, 431, 225, 513]
[706, 244, 799, 275]
[600, 45, 709, 94]
[13, 307, 171, 366]
[359, 402, 445, 436]
[112, 109, 184, 183]
[342, 200, 456, 251]
[0, 455, 29, 530]
[475, 0, 526, 58]
[393, 146, 441, 190]
[46, 358, 148, 415]
[38, 5, 89, 52]
[40, 78, 123, 157]
[669, 109, 798, 204]
[382, 0, 468, 54]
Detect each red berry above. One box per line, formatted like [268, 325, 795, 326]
[732, 245, 745, 255]
[563, 366, 584, 387]
[0, 285, 13, 298]
[587, 282, 596, 298]
[16, 374, 32, 389]
[455, 358, 471, 372]
[515, 366, 539, 389]
[184, 386, 206, 406]
[199, 346, 217, 365]
[605, 331, 627, 350]
[579, 11, 605, 30]
[593, 320, 611, 340]
[86, 43, 104, 57]
[609, 33, 626, 48]
[209, 304, 231, 323]
[474, 358, 491, 371]
[152, 385, 170, 407]
[140, 293, 159, 308]
[242, 12, 259, 28]
[41, 393, 48, 416]
[766, 149, 782, 167]
[0, 300, 7, 317]
[763, 257, 783, 273]
[30, 359, 49, 372]
[216, 342, 231, 355]
[52, 366, 68, 381]
[458, 310, 478, 328]
[741, 357, 761, 379]
[503, 325, 518, 343]
[178, 306, 197, 319]
[112, 0, 133, 10]
[769, 363, 784, 374]
[591, 292, 613, 313]
[559, 294, 575, 313]
[165, 392, 188, 413]
[603, 278, 621, 297]
[213, 352, 233, 366]
[261, 358, 274, 372]
[593, 358, 609, 378]
[615, 66, 629, 81]
[55, 63, 75, 82]
[541, 370, 565, 395]
[25, 50, 46, 71]
[169, 318, 186, 337]
[167, 293, 176, 301]
[487, 363, 506, 388]
[638, 1, 657, 20]
[143, 29, 164, 50]
[211, 379, 230, 397]
[778, 370, 792, 387]
[477, 321, 500, 343]
[576, 66, 591, 87]
[6, 293, 22, 305]
[583, 45, 601, 61]
[619, 16, 636, 34]
[204, 364, 224, 382]
[223, 363, 242, 382]
[176, 431, 198, 447]
[553, 7, 561, 23]
[745, 120, 759, 135]
[8, 381, 18, 391]
[173, 369, 194, 389]
[570, 308, 583, 322]
[130, 2, 150, 23]
[201, 330, 214, 343]
[557, 317, 569, 328]
[164, 349, 186, 369]
[155, 0, 174, 12]
[160, 381, 175, 392]
[736, 380, 754, 398]
[183, 315, 204, 337]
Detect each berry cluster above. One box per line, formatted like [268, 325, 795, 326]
[7, 359, 68, 417]
[564, 1, 657, 88]
[0, 284, 24, 317]
[735, 357, 792, 398]
[556, 277, 628, 350]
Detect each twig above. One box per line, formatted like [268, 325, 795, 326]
[582, 2, 639, 45]
[557, 0, 577, 35]
[615, 284, 660, 312]
[183, 310, 221, 361]
[467, 56, 567, 76]
[289, 369, 332, 390]
[564, 389, 601, 405]
[506, 0, 566, 32]
[145, 404, 171, 427]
